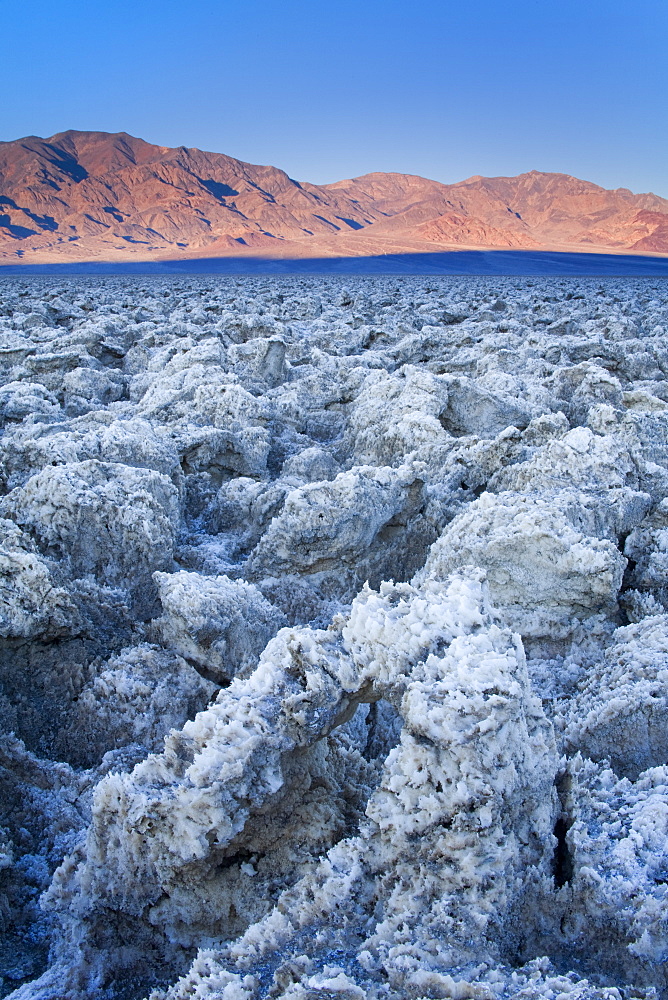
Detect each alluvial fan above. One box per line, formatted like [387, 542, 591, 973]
[1, 275, 668, 1000]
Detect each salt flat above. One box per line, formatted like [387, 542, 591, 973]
[1, 275, 668, 999]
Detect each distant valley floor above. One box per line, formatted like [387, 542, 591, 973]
[1, 250, 668, 276]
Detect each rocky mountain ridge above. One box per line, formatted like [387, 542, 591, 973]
[0, 130, 666, 262]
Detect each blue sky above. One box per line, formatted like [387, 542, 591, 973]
[2, 0, 666, 195]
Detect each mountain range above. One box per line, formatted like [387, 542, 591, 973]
[1, 130, 667, 263]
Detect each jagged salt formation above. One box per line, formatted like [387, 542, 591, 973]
[1, 276, 668, 1000]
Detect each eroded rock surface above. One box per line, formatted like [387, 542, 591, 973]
[1, 276, 668, 1000]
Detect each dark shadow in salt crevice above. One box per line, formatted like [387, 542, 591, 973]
[361, 699, 403, 763]
[0, 636, 100, 765]
[552, 816, 574, 888]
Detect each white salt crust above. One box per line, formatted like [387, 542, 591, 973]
[0, 276, 667, 1000]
